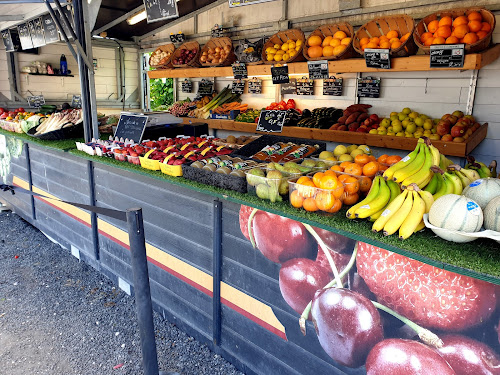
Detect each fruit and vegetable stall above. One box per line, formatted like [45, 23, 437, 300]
[1, 3, 500, 375]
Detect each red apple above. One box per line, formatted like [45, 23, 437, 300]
[436, 120, 451, 136]
[450, 125, 466, 138]
[364, 118, 373, 126]
[370, 114, 379, 122]
[441, 134, 453, 142]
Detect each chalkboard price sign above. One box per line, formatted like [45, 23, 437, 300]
[231, 80, 245, 94]
[323, 77, 343, 96]
[181, 79, 193, 93]
[30, 17, 46, 48]
[280, 79, 296, 95]
[170, 32, 185, 43]
[211, 24, 224, 38]
[271, 65, 289, 84]
[232, 62, 248, 79]
[430, 44, 465, 68]
[27, 95, 45, 108]
[17, 23, 33, 50]
[256, 110, 286, 133]
[42, 14, 59, 44]
[143, 0, 179, 23]
[71, 94, 82, 109]
[364, 49, 390, 69]
[114, 114, 149, 143]
[1, 29, 15, 52]
[296, 78, 314, 95]
[248, 79, 262, 94]
[198, 79, 213, 96]
[308, 60, 329, 80]
[357, 77, 381, 98]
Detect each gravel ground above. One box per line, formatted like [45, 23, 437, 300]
[0, 211, 245, 375]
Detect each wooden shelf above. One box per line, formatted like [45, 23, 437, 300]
[149, 45, 500, 79]
[21, 73, 75, 77]
[181, 118, 488, 157]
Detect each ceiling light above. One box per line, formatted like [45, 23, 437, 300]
[127, 10, 147, 25]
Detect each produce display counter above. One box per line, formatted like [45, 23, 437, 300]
[148, 45, 500, 79]
[1, 130, 500, 375]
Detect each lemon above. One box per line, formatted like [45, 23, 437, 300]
[282, 53, 290, 60]
[268, 48, 277, 54]
[281, 43, 289, 51]
[267, 54, 275, 61]
[265, 47, 274, 54]
[288, 41, 296, 49]
[296, 39, 303, 47]
[274, 44, 281, 50]
[274, 54, 283, 62]
[275, 50, 285, 55]
[289, 50, 297, 57]
[295, 46, 301, 52]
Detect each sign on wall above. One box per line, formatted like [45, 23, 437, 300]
[143, 0, 179, 23]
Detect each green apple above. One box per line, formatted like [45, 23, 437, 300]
[390, 114, 399, 122]
[402, 107, 411, 115]
[406, 123, 417, 134]
[377, 128, 387, 135]
[392, 123, 403, 133]
[390, 112, 398, 117]
[398, 113, 406, 121]
[380, 118, 390, 127]
[414, 117, 424, 127]
[369, 129, 378, 134]
[387, 131, 396, 136]
[423, 119, 433, 130]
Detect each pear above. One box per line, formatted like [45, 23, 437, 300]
[267, 162, 277, 170]
[283, 161, 299, 169]
[316, 161, 327, 169]
[279, 179, 289, 195]
[266, 170, 283, 179]
[333, 145, 348, 157]
[301, 159, 317, 168]
[256, 184, 270, 200]
[246, 168, 265, 186]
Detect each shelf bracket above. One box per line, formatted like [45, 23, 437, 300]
[466, 69, 478, 116]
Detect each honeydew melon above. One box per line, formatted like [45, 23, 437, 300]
[484, 195, 500, 232]
[462, 178, 500, 210]
[429, 194, 483, 235]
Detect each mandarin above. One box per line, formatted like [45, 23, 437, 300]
[481, 22, 491, 32]
[323, 198, 342, 213]
[432, 36, 446, 44]
[386, 155, 402, 165]
[341, 37, 352, 46]
[312, 172, 325, 187]
[344, 163, 363, 176]
[400, 33, 411, 42]
[428, 20, 440, 33]
[359, 37, 370, 46]
[308, 45, 323, 58]
[333, 45, 347, 55]
[308, 35, 323, 46]
[391, 41, 402, 49]
[477, 30, 488, 39]
[323, 46, 335, 57]
[319, 174, 339, 190]
[365, 42, 379, 49]
[354, 154, 370, 165]
[303, 197, 318, 212]
[380, 41, 391, 49]
[452, 24, 469, 39]
[370, 36, 380, 44]
[424, 37, 435, 46]
[468, 20, 482, 33]
[290, 189, 304, 208]
[362, 161, 379, 177]
[359, 176, 372, 193]
[463, 32, 479, 44]
[467, 11, 482, 22]
[337, 174, 350, 184]
[446, 36, 459, 44]
[420, 32, 434, 43]
[377, 154, 389, 163]
[330, 38, 342, 47]
[452, 15, 468, 28]
[322, 36, 333, 47]
[334, 31, 347, 40]
[386, 30, 399, 39]
[344, 177, 360, 194]
[436, 26, 452, 38]
[343, 193, 359, 205]
[330, 165, 343, 172]
[315, 190, 335, 211]
[439, 16, 453, 27]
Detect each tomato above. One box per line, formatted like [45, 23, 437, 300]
[286, 99, 296, 108]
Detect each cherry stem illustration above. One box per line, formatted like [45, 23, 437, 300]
[247, 208, 259, 248]
[299, 242, 358, 335]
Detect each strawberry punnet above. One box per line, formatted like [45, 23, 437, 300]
[356, 242, 497, 332]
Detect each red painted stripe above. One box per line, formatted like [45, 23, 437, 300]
[34, 196, 92, 228]
[98, 229, 130, 250]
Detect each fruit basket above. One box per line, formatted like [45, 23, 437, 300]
[288, 177, 346, 215]
[353, 14, 418, 57]
[414, 8, 496, 54]
[303, 23, 358, 61]
[149, 44, 175, 69]
[199, 37, 236, 67]
[262, 29, 306, 65]
[246, 166, 298, 202]
[171, 41, 201, 68]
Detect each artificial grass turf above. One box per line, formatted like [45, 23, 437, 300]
[68, 149, 500, 284]
[0, 128, 82, 152]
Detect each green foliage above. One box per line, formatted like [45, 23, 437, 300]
[150, 78, 174, 111]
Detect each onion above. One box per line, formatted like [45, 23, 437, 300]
[208, 48, 215, 54]
[202, 51, 208, 56]
[218, 58, 224, 63]
[224, 46, 230, 53]
[200, 56, 207, 62]
[215, 47, 221, 53]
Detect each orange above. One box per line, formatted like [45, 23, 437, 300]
[432, 36, 446, 44]
[344, 163, 362, 176]
[344, 176, 360, 194]
[368, 155, 376, 162]
[377, 154, 389, 164]
[386, 155, 402, 165]
[452, 24, 469, 39]
[333, 45, 347, 56]
[332, 184, 345, 199]
[315, 190, 335, 211]
[463, 32, 478, 44]
[323, 198, 342, 213]
[330, 38, 341, 47]
[303, 197, 318, 212]
[297, 176, 311, 185]
[322, 36, 333, 47]
[337, 174, 350, 184]
[365, 42, 378, 49]
[308, 45, 323, 58]
[370, 36, 380, 45]
[389, 37, 400, 44]
[400, 33, 411, 42]
[333, 31, 347, 40]
[424, 37, 435, 46]
[343, 193, 359, 205]
[359, 176, 372, 193]
[297, 180, 316, 198]
[445, 36, 459, 44]
[378, 164, 389, 172]
[323, 170, 337, 177]
[380, 41, 391, 49]
[439, 16, 453, 28]
[359, 37, 370, 46]
[319, 174, 339, 190]
[341, 37, 352, 46]
[386, 30, 399, 39]
[453, 16, 468, 28]
[420, 32, 434, 43]
[340, 161, 353, 170]
[379, 35, 390, 42]
[323, 46, 335, 57]
[312, 172, 325, 187]
[355, 154, 370, 165]
[467, 11, 482, 22]
[391, 41, 402, 49]
[481, 22, 491, 32]
[427, 20, 439, 33]
[477, 30, 488, 39]
[290, 189, 304, 208]
[468, 20, 482, 33]
[436, 26, 452, 38]
[363, 161, 379, 177]
[331, 165, 343, 172]
[308, 35, 323, 47]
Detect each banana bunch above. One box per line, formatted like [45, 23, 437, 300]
[425, 166, 463, 199]
[372, 183, 434, 239]
[346, 175, 401, 220]
[383, 137, 440, 190]
[446, 164, 481, 189]
[440, 154, 454, 170]
[466, 156, 497, 178]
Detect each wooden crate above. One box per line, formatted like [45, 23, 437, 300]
[262, 29, 306, 65]
[200, 37, 236, 67]
[353, 14, 418, 57]
[149, 44, 175, 69]
[303, 23, 358, 61]
[171, 41, 201, 68]
[414, 8, 496, 54]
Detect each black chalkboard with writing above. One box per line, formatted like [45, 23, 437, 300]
[280, 79, 296, 95]
[430, 44, 465, 68]
[17, 23, 33, 50]
[357, 77, 381, 98]
[1, 29, 15, 52]
[71, 95, 82, 109]
[231, 80, 245, 94]
[256, 110, 286, 133]
[143, 0, 179, 23]
[364, 49, 390, 69]
[30, 17, 45, 48]
[323, 77, 343, 96]
[308, 60, 329, 80]
[27, 95, 45, 108]
[271, 65, 289, 84]
[296, 79, 314, 95]
[232, 62, 247, 79]
[114, 114, 149, 143]
[42, 14, 59, 44]
[181, 79, 193, 93]
[248, 79, 262, 94]
[198, 80, 213, 95]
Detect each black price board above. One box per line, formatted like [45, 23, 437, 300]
[357, 77, 381, 98]
[256, 110, 286, 133]
[181, 79, 193, 93]
[280, 79, 296, 95]
[323, 77, 343, 96]
[71, 94, 82, 109]
[30, 17, 45, 48]
[229, 0, 278, 7]
[169, 33, 185, 43]
[1, 29, 15, 52]
[271, 65, 289, 84]
[232, 62, 247, 79]
[27, 95, 45, 108]
[231, 80, 245, 94]
[364, 49, 390, 69]
[296, 78, 314, 95]
[42, 14, 59, 44]
[197, 79, 213, 95]
[143, 0, 179, 23]
[308, 60, 329, 80]
[211, 24, 224, 38]
[114, 114, 148, 143]
[430, 44, 465, 68]
[17, 23, 33, 50]
[248, 79, 262, 94]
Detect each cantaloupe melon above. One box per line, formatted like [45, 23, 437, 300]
[429, 194, 483, 233]
[462, 178, 500, 209]
[484, 195, 500, 232]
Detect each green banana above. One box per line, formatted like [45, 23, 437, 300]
[443, 171, 463, 195]
[383, 190, 414, 236]
[383, 143, 422, 181]
[424, 173, 439, 195]
[393, 144, 427, 183]
[401, 145, 433, 189]
[355, 179, 391, 219]
[399, 191, 426, 240]
[346, 176, 381, 219]
[433, 172, 453, 200]
[368, 180, 401, 222]
[372, 189, 409, 233]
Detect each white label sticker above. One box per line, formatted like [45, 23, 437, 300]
[469, 179, 482, 187]
[467, 201, 481, 216]
[381, 209, 391, 217]
[401, 155, 411, 162]
[360, 205, 370, 209]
